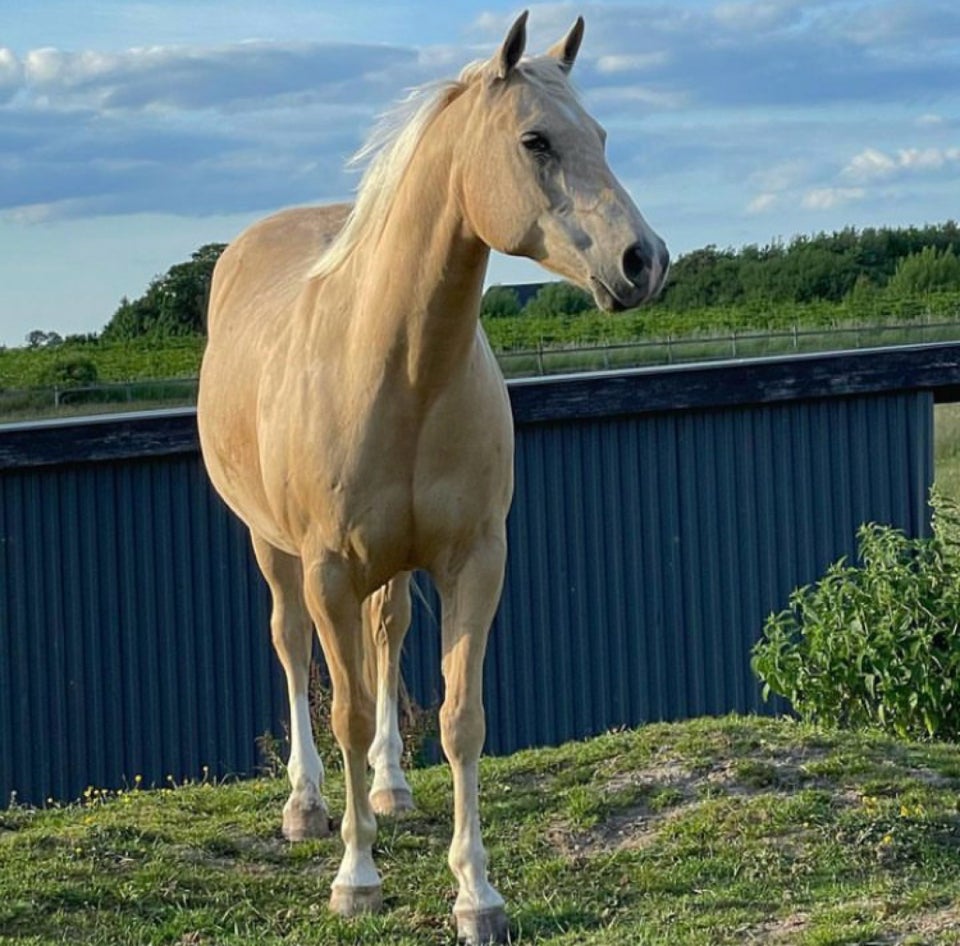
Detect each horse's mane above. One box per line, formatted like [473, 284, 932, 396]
[309, 71, 474, 280]
[310, 56, 573, 279]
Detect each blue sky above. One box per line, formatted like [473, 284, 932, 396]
[0, 0, 958, 347]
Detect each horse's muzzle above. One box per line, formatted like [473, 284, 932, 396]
[621, 238, 670, 306]
[591, 237, 670, 312]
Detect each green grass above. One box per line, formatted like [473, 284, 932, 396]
[2, 716, 960, 945]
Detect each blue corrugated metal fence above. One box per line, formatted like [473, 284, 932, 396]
[2, 344, 953, 806]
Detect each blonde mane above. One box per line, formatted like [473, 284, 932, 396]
[310, 72, 472, 279]
[310, 56, 574, 280]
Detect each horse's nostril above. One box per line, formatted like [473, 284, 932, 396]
[622, 242, 652, 290]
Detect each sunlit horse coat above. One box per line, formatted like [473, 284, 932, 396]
[198, 12, 668, 944]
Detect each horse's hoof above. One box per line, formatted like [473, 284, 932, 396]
[455, 906, 510, 944]
[369, 787, 415, 815]
[282, 799, 333, 841]
[329, 884, 384, 917]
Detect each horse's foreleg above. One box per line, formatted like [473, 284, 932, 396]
[304, 556, 382, 916]
[436, 533, 509, 945]
[251, 533, 331, 840]
[366, 572, 415, 814]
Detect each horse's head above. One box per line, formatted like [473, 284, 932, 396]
[456, 12, 669, 311]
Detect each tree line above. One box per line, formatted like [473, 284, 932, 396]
[19, 221, 960, 347]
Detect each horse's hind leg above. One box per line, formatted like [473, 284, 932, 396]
[251, 533, 331, 840]
[365, 572, 415, 814]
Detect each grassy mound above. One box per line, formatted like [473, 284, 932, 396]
[2, 716, 959, 945]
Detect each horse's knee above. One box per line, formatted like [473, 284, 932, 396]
[332, 694, 376, 751]
[440, 699, 485, 763]
[270, 607, 309, 656]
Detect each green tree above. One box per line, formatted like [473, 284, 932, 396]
[26, 330, 64, 349]
[886, 245, 960, 296]
[523, 281, 594, 318]
[480, 285, 522, 318]
[102, 243, 227, 340]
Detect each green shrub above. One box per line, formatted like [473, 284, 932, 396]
[751, 491, 960, 740]
[39, 355, 98, 387]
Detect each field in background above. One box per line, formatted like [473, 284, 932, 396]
[935, 404, 960, 500]
[2, 715, 959, 945]
[4, 317, 960, 422]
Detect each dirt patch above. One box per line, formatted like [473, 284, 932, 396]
[545, 744, 849, 859]
[742, 912, 811, 944]
[893, 903, 960, 944]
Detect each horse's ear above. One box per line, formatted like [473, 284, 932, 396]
[497, 10, 528, 79]
[547, 16, 585, 73]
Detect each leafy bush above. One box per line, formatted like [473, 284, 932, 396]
[39, 355, 98, 387]
[751, 492, 960, 740]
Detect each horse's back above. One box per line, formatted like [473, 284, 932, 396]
[206, 203, 351, 338]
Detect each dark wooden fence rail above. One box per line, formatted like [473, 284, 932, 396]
[3, 342, 959, 806]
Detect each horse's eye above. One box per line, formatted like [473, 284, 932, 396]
[521, 132, 552, 156]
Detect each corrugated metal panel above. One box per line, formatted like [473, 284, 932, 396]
[0, 389, 934, 804]
[0, 455, 285, 806]
[430, 391, 932, 755]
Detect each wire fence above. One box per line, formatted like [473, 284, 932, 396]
[4, 320, 960, 422]
[496, 319, 960, 377]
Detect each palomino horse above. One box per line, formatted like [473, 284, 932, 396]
[198, 11, 668, 944]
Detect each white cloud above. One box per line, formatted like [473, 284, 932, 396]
[802, 186, 866, 210]
[587, 85, 688, 111]
[712, 0, 804, 32]
[17, 41, 423, 113]
[843, 145, 960, 181]
[746, 192, 779, 214]
[0, 47, 23, 102]
[843, 147, 899, 181]
[749, 158, 810, 194]
[595, 52, 670, 75]
[899, 146, 959, 170]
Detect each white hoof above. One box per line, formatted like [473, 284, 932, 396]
[455, 906, 510, 944]
[329, 883, 384, 917]
[282, 796, 333, 841]
[369, 786, 415, 815]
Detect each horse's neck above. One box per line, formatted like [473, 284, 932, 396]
[337, 139, 489, 395]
